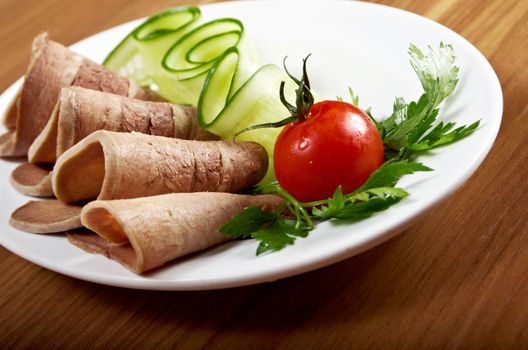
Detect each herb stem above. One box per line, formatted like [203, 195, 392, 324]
[300, 199, 331, 208]
[273, 186, 314, 228]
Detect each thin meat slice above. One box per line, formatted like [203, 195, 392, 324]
[66, 229, 137, 269]
[0, 131, 15, 155]
[0, 32, 160, 158]
[72, 192, 282, 273]
[28, 87, 217, 164]
[10, 200, 82, 234]
[52, 131, 268, 204]
[10, 163, 54, 197]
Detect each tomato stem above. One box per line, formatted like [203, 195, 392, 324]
[231, 55, 315, 138]
[281, 54, 314, 122]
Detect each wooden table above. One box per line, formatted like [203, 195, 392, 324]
[1, 0, 527, 348]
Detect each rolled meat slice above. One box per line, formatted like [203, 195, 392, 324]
[53, 131, 268, 203]
[69, 192, 282, 273]
[28, 87, 217, 164]
[0, 32, 160, 158]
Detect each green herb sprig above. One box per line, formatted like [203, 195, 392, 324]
[380, 43, 480, 160]
[221, 161, 430, 255]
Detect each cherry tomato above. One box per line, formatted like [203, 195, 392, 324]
[274, 100, 384, 203]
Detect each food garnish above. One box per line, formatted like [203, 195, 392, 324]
[221, 43, 479, 255]
[380, 43, 480, 160]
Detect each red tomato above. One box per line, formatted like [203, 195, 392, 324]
[274, 100, 384, 203]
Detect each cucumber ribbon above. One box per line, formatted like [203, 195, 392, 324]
[104, 6, 297, 182]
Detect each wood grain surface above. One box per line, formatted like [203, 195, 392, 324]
[1, 0, 527, 348]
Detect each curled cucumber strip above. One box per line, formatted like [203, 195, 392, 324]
[104, 7, 202, 86]
[104, 6, 296, 182]
[197, 48, 296, 182]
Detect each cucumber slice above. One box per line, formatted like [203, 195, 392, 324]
[156, 18, 259, 105]
[104, 7, 201, 85]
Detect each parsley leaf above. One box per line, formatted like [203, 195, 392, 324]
[312, 187, 408, 221]
[311, 187, 346, 220]
[254, 219, 311, 255]
[406, 120, 480, 153]
[327, 188, 407, 220]
[219, 206, 276, 238]
[409, 43, 458, 106]
[336, 87, 360, 107]
[366, 108, 384, 138]
[381, 43, 477, 158]
[355, 160, 432, 192]
[220, 207, 310, 255]
[309, 159, 425, 221]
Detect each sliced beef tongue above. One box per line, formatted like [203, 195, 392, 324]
[0, 32, 160, 158]
[74, 192, 282, 274]
[52, 131, 268, 204]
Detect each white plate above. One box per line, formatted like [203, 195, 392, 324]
[0, 0, 502, 290]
